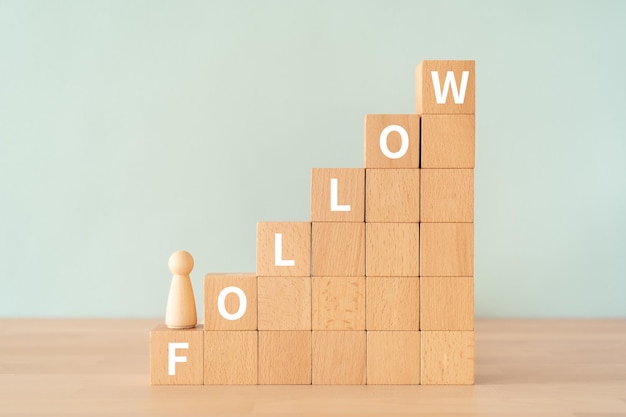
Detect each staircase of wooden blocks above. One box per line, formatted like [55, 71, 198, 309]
[150, 59, 475, 385]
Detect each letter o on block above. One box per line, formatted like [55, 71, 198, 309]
[380, 125, 409, 159]
[204, 273, 257, 330]
[364, 114, 420, 168]
[218, 286, 247, 321]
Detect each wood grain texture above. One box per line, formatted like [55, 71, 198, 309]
[366, 223, 419, 277]
[312, 331, 366, 385]
[257, 276, 311, 330]
[311, 222, 365, 277]
[203, 273, 257, 330]
[367, 331, 420, 385]
[421, 331, 474, 385]
[3, 319, 626, 415]
[416, 60, 475, 114]
[366, 277, 419, 331]
[421, 114, 475, 168]
[420, 223, 473, 277]
[256, 222, 311, 277]
[204, 331, 257, 385]
[364, 114, 420, 168]
[366, 169, 420, 222]
[150, 324, 203, 385]
[312, 276, 365, 330]
[258, 331, 312, 385]
[420, 277, 474, 330]
[311, 168, 365, 222]
[420, 169, 474, 222]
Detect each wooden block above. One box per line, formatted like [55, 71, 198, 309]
[256, 222, 311, 277]
[366, 223, 419, 277]
[311, 222, 365, 277]
[258, 331, 312, 384]
[421, 331, 474, 385]
[312, 331, 366, 384]
[311, 168, 365, 222]
[204, 331, 257, 385]
[367, 331, 420, 385]
[420, 223, 473, 277]
[366, 277, 419, 330]
[364, 114, 420, 168]
[149, 324, 203, 385]
[416, 60, 475, 114]
[204, 273, 257, 330]
[420, 277, 474, 330]
[420, 169, 474, 222]
[421, 114, 475, 168]
[257, 276, 311, 330]
[365, 169, 419, 222]
[312, 277, 365, 330]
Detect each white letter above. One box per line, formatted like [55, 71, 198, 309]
[379, 125, 409, 159]
[168, 342, 189, 376]
[274, 233, 295, 266]
[431, 70, 469, 104]
[217, 286, 247, 320]
[330, 178, 351, 212]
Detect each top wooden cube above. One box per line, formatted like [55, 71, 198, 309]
[416, 60, 475, 114]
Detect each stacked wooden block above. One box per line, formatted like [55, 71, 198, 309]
[150, 59, 475, 385]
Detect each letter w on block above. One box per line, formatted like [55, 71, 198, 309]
[431, 71, 469, 104]
[274, 233, 295, 266]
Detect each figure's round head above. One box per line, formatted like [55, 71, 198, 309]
[168, 250, 194, 275]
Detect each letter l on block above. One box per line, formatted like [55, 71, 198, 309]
[330, 178, 351, 212]
[274, 233, 295, 266]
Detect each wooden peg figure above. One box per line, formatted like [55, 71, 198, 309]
[165, 250, 198, 329]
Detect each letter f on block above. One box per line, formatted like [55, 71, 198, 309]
[168, 342, 189, 376]
[431, 71, 469, 104]
[330, 178, 351, 212]
[274, 233, 295, 266]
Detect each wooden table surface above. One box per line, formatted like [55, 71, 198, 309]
[1, 319, 625, 416]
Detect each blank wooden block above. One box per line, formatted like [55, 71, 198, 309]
[421, 114, 475, 168]
[257, 276, 311, 330]
[367, 331, 420, 385]
[420, 169, 474, 222]
[416, 60, 475, 114]
[204, 273, 257, 330]
[312, 276, 365, 330]
[312, 222, 365, 277]
[256, 222, 311, 277]
[258, 331, 312, 385]
[366, 223, 419, 277]
[420, 223, 473, 277]
[311, 168, 365, 222]
[366, 277, 419, 330]
[364, 114, 420, 168]
[312, 331, 366, 385]
[421, 331, 475, 385]
[150, 325, 203, 385]
[420, 277, 474, 330]
[204, 331, 257, 385]
[366, 169, 419, 222]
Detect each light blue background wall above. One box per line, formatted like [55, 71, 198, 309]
[1, 1, 624, 318]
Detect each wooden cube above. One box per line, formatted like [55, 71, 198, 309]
[421, 331, 474, 385]
[366, 223, 419, 277]
[420, 169, 474, 222]
[416, 60, 475, 114]
[312, 331, 366, 384]
[258, 331, 312, 384]
[312, 276, 365, 330]
[256, 222, 311, 277]
[420, 223, 473, 277]
[204, 331, 257, 385]
[204, 273, 257, 330]
[366, 277, 419, 330]
[367, 331, 420, 384]
[364, 114, 420, 168]
[150, 325, 203, 385]
[420, 277, 474, 330]
[257, 276, 311, 330]
[366, 169, 419, 222]
[312, 222, 365, 277]
[311, 168, 365, 222]
[421, 114, 475, 168]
